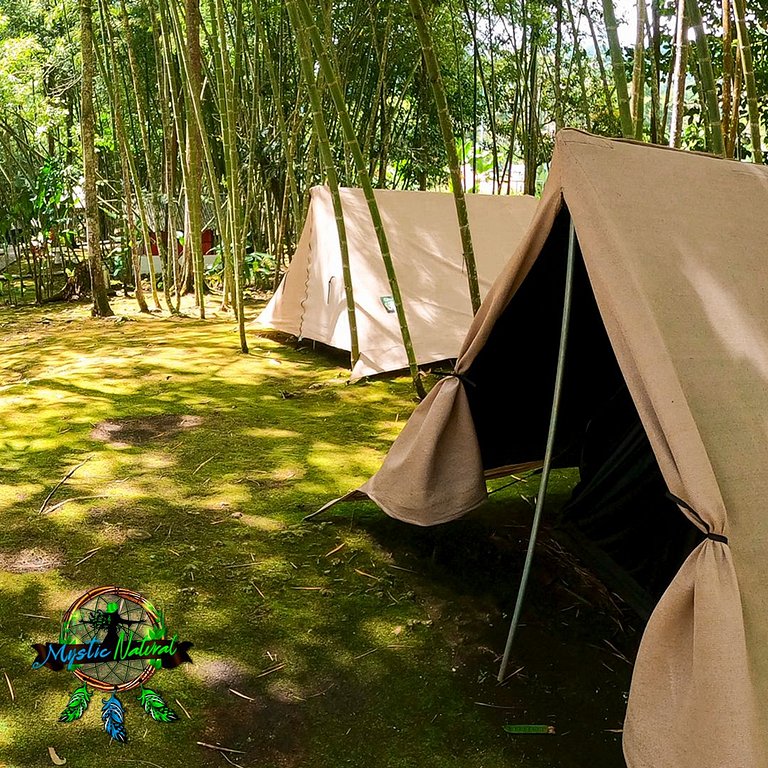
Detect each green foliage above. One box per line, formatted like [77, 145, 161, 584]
[206, 249, 275, 292]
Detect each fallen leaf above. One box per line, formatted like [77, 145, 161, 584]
[48, 746, 66, 765]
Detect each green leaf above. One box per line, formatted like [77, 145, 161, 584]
[503, 724, 555, 734]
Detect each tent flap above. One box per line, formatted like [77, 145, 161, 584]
[340, 130, 768, 767]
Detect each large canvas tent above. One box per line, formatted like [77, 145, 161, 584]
[325, 130, 768, 767]
[256, 186, 538, 380]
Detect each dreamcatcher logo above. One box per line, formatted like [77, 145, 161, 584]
[31, 586, 193, 743]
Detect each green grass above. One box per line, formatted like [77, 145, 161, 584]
[0, 296, 631, 768]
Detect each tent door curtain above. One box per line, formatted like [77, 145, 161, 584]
[556, 384, 703, 618]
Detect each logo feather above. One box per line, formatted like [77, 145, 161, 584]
[59, 684, 91, 722]
[137, 686, 178, 722]
[101, 692, 127, 743]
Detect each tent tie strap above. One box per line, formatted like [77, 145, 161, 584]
[433, 369, 476, 388]
[665, 492, 729, 545]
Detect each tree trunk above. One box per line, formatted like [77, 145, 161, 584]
[685, 0, 725, 155]
[601, 0, 634, 137]
[80, 0, 113, 317]
[732, 0, 763, 163]
[631, 0, 646, 139]
[186, 0, 206, 315]
[669, 0, 688, 148]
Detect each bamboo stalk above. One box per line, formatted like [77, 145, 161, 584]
[408, 0, 481, 315]
[292, 0, 425, 398]
[732, 0, 763, 163]
[185, 0, 206, 316]
[96, 0, 149, 313]
[583, 0, 613, 128]
[285, 1, 360, 365]
[600, 0, 634, 137]
[212, 0, 248, 352]
[118, 0, 161, 310]
[685, 0, 725, 155]
[729, 54, 743, 158]
[722, 0, 734, 156]
[631, 0, 646, 140]
[669, 0, 688, 148]
[79, 0, 113, 317]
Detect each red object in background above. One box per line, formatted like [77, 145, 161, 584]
[201, 229, 215, 255]
[148, 230, 215, 256]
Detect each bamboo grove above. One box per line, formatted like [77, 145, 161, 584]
[1, 0, 768, 367]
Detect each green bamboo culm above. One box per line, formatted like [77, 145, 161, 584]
[408, 0, 481, 315]
[732, 0, 763, 163]
[630, 0, 646, 140]
[292, 0, 425, 398]
[600, 0, 634, 137]
[685, 0, 725, 155]
[285, 1, 360, 366]
[254, 0, 303, 260]
[204, 0, 248, 350]
[118, 0, 162, 310]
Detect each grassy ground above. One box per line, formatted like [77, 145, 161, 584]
[0, 296, 636, 768]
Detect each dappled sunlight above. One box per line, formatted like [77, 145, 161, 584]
[0, 481, 41, 511]
[193, 483, 253, 512]
[682, 258, 768, 381]
[0, 297, 631, 768]
[244, 426, 302, 440]
[0, 717, 14, 749]
[305, 441, 386, 493]
[235, 514, 286, 531]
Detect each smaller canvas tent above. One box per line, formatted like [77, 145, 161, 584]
[322, 131, 768, 768]
[256, 186, 537, 379]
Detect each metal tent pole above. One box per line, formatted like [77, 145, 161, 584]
[497, 216, 577, 683]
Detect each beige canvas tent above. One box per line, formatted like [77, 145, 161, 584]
[323, 130, 768, 767]
[256, 186, 537, 380]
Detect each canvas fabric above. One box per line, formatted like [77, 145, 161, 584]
[355, 130, 768, 767]
[257, 186, 538, 379]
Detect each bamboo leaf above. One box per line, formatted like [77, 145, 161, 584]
[503, 724, 555, 734]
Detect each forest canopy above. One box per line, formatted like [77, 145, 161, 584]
[1, 0, 767, 343]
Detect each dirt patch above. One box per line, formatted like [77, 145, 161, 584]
[91, 413, 203, 446]
[0, 548, 62, 573]
[186, 658, 248, 689]
[202, 694, 308, 768]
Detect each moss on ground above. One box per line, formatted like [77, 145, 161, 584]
[0, 297, 632, 768]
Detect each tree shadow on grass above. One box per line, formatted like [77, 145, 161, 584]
[0, 299, 628, 768]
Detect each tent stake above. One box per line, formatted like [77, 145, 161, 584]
[497, 216, 577, 683]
